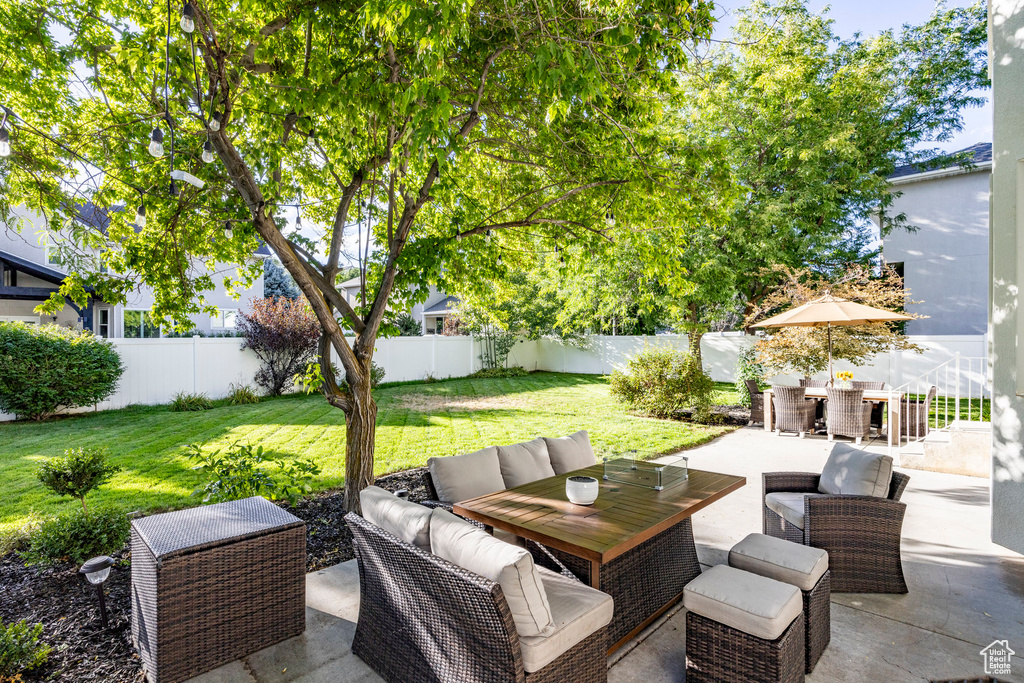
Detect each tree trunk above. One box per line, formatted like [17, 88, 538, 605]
[688, 330, 704, 366]
[342, 378, 377, 513]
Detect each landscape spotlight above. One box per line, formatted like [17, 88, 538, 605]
[80, 555, 115, 628]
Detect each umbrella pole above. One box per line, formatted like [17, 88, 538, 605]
[828, 323, 834, 386]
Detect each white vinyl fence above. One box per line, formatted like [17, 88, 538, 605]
[0, 332, 989, 421]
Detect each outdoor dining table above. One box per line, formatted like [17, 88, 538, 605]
[763, 386, 904, 453]
[454, 460, 745, 653]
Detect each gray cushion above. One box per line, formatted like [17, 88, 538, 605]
[427, 446, 504, 503]
[683, 565, 802, 641]
[519, 567, 614, 672]
[764, 492, 821, 530]
[543, 431, 597, 475]
[429, 509, 555, 638]
[818, 443, 893, 497]
[358, 485, 431, 549]
[729, 533, 829, 592]
[497, 438, 555, 488]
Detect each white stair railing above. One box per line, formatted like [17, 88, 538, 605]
[894, 354, 989, 443]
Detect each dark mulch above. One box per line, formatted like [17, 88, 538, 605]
[0, 467, 430, 681]
[679, 404, 751, 426]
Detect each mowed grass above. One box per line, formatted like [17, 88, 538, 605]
[0, 372, 735, 540]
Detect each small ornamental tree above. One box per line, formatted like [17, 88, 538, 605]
[0, 322, 124, 420]
[37, 447, 121, 516]
[239, 298, 321, 395]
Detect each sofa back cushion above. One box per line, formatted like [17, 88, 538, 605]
[427, 446, 504, 503]
[543, 431, 597, 475]
[359, 486, 432, 549]
[818, 443, 894, 497]
[497, 438, 556, 488]
[430, 509, 555, 637]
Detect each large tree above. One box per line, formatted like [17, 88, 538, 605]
[0, 0, 717, 509]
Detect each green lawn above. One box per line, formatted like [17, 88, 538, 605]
[0, 372, 734, 541]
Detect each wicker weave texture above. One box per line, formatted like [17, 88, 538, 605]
[902, 385, 938, 438]
[346, 513, 608, 683]
[803, 571, 831, 673]
[772, 386, 817, 435]
[824, 387, 872, 441]
[131, 512, 305, 683]
[746, 380, 765, 425]
[685, 610, 805, 683]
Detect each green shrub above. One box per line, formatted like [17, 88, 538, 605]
[171, 392, 213, 411]
[22, 506, 130, 565]
[0, 322, 124, 420]
[188, 442, 322, 505]
[295, 361, 385, 393]
[735, 346, 766, 407]
[471, 366, 529, 379]
[228, 383, 261, 405]
[37, 448, 120, 514]
[0, 619, 50, 677]
[609, 347, 715, 420]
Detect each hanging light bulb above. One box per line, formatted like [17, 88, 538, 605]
[202, 139, 214, 164]
[180, 1, 195, 33]
[0, 127, 10, 158]
[605, 211, 616, 227]
[134, 202, 147, 227]
[560, 255, 566, 266]
[223, 221, 233, 239]
[497, 255, 503, 266]
[208, 111, 221, 132]
[148, 127, 164, 157]
[485, 229, 492, 244]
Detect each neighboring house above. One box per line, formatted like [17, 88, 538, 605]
[338, 277, 457, 334]
[0, 204, 268, 337]
[876, 142, 991, 336]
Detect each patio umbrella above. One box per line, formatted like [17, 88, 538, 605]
[752, 295, 911, 384]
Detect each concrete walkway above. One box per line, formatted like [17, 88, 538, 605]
[190, 428, 1024, 683]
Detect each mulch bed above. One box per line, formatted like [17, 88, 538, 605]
[0, 468, 429, 682]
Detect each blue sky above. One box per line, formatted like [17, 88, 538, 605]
[710, 0, 992, 154]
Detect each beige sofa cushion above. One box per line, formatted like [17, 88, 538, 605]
[519, 567, 614, 672]
[543, 431, 597, 475]
[430, 509, 554, 637]
[358, 485, 432, 550]
[764, 492, 820, 530]
[684, 565, 802, 641]
[497, 438, 555, 488]
[427, 446, 504, 503]
[729, 533, 828, 591]
[818, 443, 893, 497]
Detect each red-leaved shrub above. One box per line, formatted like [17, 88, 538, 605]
[238, 298, 321, 395]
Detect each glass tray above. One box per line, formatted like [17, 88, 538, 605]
[602, 453, 688, 491]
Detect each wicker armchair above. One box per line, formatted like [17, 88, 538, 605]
[825, 387, 873, 444]
[901, 385, 938, 439]
[745, 379, 764, 426]
[798, 378, 827, 424]
[762, 471, 910, 593]
[346, 513, 609, 683]
[852, 381, 886, 431]
[772, 386, 817, 438]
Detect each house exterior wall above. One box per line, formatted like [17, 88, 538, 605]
[989, 0, 1024, 556]
[881, 168, 990, 335]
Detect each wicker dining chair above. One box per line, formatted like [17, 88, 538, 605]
[745, 379, 764, 426]
[798, 378, 827, 425]
[772, 386, 817, 438]
[852, 381, 886, 432]
[798, 379, 828, 388]
[901, 385, 938, 439]
[762, 470, 911, 593]
[825, 387, 873, 444]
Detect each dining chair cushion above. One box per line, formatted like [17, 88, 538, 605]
[765, 492, 822, 530]
[359, 485, 432, 550]
[519, 566, 614, 672]
[683, 565, 803, 641]
[729, 533, 829, 592]
[430, 508, 555, 638]
[817, 443, 894, 497]
[543, 431, 597, 475]
[427, 446, 504, 503]
[497, 437, 556, 488]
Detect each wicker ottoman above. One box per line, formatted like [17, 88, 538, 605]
[131, 496, 306, 683]
[729, 533, 830, 673]
[684, 565, 805, 683]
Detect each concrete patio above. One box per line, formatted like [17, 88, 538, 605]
[189, 427, 1024, 683]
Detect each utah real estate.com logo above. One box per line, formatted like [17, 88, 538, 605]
[980, 639, 1014, 677]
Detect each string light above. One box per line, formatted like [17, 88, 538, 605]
[223, 221, 233, 239]
[202, 139, 214, 164]
[180, 1, 195, 33]
[485, 228, 492, 244]
[134, 201, 147, 227]
[0, 127, 9, 158]
[208, 111, 221, 131]
[497, 255, 503, 266]
[605, 212, 616, 227]
[148, 127, 164, 157]
[169, 179, 179, 197]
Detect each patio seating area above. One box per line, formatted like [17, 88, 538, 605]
[182, 427, 1024, 683]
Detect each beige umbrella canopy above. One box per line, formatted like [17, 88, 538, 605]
[753, 295, 912, 384]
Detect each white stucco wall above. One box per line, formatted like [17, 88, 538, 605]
[882, 168, 990, 335]
[989, 0, 1024, 556]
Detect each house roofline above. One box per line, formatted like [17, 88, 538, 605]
[889, 160, 992, 186]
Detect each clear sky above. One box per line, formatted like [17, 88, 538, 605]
[709, 0, 992, 154]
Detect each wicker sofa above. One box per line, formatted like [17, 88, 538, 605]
[346, 487, 613, 683]
[762, 443, 910, 593]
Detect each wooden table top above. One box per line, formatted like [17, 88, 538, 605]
[454, 463, 745, 563]
[766, 387, 903, 401]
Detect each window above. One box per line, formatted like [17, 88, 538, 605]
[97, 309, 111, 338]
[210, 308, 238, 328]
[124, 310, 160, 338]
[46, 246, 62, 266]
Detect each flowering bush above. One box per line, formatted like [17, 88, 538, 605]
[238, 298, 321, 395]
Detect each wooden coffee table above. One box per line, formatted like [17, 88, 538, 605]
[454, 461, 745, 652]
